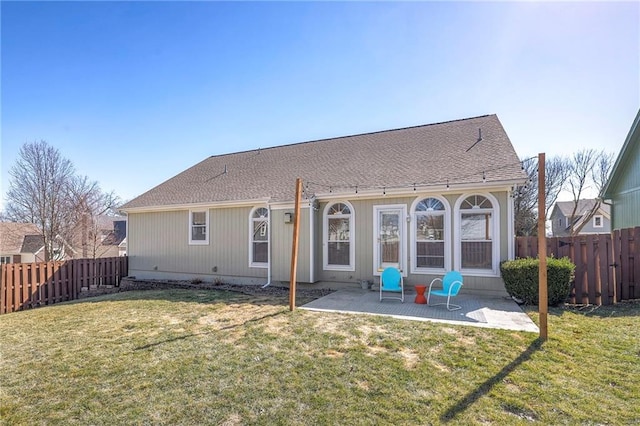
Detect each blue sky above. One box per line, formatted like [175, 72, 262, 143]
[1, 1, 638, 206]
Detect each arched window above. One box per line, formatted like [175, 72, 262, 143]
[411, 197, 449, 272]
[455, 194, 499, 273]
[250, 207, 269, 267]
[323, 202, 355, 270]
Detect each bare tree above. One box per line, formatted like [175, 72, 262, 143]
[514, 155, 570, 236]
[4, 140, 121, 261]
[4, 141, 76, 260]
[68, 176, 120, 258]
[565, 149, 614, 235]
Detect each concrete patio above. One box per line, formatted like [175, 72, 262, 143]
[300, 288, 539, 333]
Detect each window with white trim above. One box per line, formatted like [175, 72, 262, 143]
[324, 202, 354, 270]
[458, 195, 496, 271]
[593, 215, 603, 228]
[0, 256, 10, 264]
[412, 197, 448, 271]
[250, 207, 269, 267]
[189, 210, 209, 245]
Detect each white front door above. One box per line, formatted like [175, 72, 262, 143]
[373, 205, 407, 275]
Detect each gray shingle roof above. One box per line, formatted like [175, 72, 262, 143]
[555, 199, 611, 218]
[122, 114, 526, 210]
[21, 234, 45, 254]
[0, 222, 41, 253]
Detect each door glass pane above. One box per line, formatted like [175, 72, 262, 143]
[380, 211, 400, 264]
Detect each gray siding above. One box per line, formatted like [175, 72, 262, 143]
[271, 208, 311, 283]
[128, 190, 512, 295]
[579, 215, 611, 234]
[128, 207, 267, 282]
[609, 138, 640, 230]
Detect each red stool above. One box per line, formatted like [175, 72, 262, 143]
[414, 285, 427, 304]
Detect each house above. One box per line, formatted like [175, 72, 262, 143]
[601, 109, 640, 230]
[0, 222, 44, 263]
[70, 215, 127, 258]
[0, 222, 77, 263]
[120, 114, 527, 296]
[550, 199, 611, 237]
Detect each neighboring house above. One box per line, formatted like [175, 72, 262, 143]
[0, 223, 44, 263]
[601, 109, 640, 230]
[0, 222, 73, 263]
[121, 114, 526, 296]
[70, 215, 127, 258]
[550, 200, 611, 237]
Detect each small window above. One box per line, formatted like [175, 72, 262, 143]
[250, 207, 269, 267]
[593, 215, 603, 228]
[189, 210, 209, 245]
[0, 256, 10, 264]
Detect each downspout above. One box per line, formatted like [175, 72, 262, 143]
[261, 204, 272, 288]
[309, 202, 315, 283]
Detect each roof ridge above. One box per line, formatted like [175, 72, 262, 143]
[207, 114, 495, 159]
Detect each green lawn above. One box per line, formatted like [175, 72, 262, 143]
[1, 289, 638, 425]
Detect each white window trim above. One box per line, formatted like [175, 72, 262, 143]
[453, 193, 500, 277]
[323, 200, 355, 271]
[188, 209, 209, 245]
[410, 195, 450, 274]
[593, 214, 604, 228]
[249, 206, 269, 268]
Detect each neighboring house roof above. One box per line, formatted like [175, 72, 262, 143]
[122, 114, 526, 210]
[552, 199, 611, 234]
[20, 234, 45, 253]
[554, 199, 611, 219]
[602, 109, 640, 199]
[0, 222, 41, 253]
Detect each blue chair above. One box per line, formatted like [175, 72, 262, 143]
[379, 267, 404, 303]
[427, 271, 463, 310]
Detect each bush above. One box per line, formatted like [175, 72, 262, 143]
[500, 257, 575, 306]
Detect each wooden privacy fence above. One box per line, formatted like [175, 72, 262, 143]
[0, 256, 128, 315]
[515, 227, 639, 305]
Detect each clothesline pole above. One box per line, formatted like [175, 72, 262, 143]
[289, 178, 303, 311]
[538, 153, 548, 340]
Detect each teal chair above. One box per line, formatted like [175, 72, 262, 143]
[427, 271, 463, 310]
[379, 267, 404, 303]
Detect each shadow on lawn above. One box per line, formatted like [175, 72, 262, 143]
[522, 301, 640, 319]
[440, 337, 544, 422]
[134, 311, 285, 350]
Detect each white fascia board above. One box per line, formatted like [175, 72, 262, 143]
[120, 197, 272, 213]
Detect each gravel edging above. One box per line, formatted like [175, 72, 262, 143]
[119, 278, 335, 300]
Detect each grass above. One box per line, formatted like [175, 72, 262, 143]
[1, 289, 639, 425]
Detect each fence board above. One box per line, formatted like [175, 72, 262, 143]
[0, 257, 128, 315]
[515, 226, 640, 305]
[620, 229, 631, 300]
